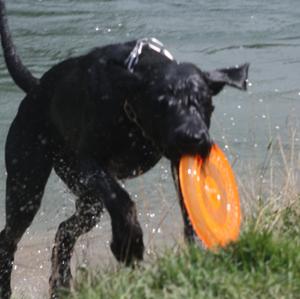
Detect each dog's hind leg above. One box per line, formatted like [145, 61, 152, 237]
[49, 193, 103, 299]
[0, 117, 52, 299]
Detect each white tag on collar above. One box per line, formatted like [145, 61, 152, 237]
[125, 37, 174, 72]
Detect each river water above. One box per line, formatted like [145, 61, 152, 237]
[0, 0, 300, 298]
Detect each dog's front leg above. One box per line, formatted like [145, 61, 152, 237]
[171, 162, 196, 243]
[83, 166, 145, 265]
[50, 160, 144, 298]
[75, 163, 144, 265]
[49, 193, 103, 299]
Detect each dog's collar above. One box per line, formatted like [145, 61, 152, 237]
[125, 37, 174, 73]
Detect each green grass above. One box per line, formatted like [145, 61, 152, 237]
[64, 133, 300, 299]
[64, 200, 300, 299]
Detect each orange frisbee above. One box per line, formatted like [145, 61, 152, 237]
[179, 144, 241, 249]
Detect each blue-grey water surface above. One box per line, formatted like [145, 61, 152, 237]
[0, 1, 300, 297]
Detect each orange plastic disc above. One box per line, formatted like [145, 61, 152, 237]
[179, 144, 241, 249]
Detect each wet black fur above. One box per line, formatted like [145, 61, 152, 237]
[0, 0, 249, 298]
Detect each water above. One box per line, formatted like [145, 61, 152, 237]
[0, 0, 300, 297]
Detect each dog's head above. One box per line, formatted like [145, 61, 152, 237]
[124, 62, 248, 161]
[115, 40, 249, 161]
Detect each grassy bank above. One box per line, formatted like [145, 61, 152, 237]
[64, 134, 300, 299]
[64, 200, 300, 299]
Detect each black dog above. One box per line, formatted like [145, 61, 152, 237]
[0, 1, 249, 298]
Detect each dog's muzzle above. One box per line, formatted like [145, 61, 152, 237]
[165, 124, 213, 161]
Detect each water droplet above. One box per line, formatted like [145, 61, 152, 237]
[149, 213, 155, 218]
[161, 169, 169, 181]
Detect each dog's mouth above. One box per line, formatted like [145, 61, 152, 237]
[164, 135, 213, 162]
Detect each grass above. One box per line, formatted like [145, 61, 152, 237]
[64, 211, 300, 299]
[64, 130, 300, 299]
[65, 188, 300, 299]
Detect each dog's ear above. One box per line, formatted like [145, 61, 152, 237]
[204, 63, 249, 96]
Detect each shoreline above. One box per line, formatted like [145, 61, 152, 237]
[10, 211, 183, 299]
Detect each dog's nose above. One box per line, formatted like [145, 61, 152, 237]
[177, 130, 212, 155]
[197, 134, 213, 158]
[166, 125, 212, 160]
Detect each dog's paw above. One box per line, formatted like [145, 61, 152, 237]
[110, 221, 144, 265]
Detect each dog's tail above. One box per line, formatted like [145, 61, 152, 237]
[0, 0, 39, 93]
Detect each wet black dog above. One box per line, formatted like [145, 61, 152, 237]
[0, 0, 249, 298]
